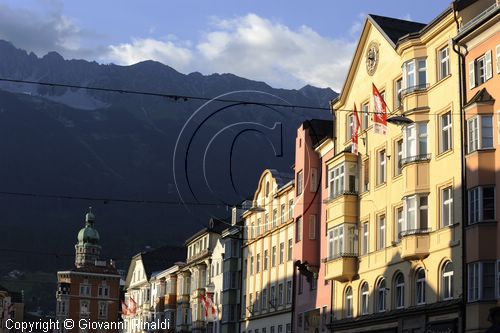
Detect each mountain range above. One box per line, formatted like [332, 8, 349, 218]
[0, 39, 336, 311]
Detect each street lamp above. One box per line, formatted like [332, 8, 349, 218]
[386, 114, 413, 126]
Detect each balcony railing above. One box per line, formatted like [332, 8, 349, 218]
[399, 228, 431, 238]
[400, 83, 430, 98]
[323, 252, 358, 263]
[324, 191, 358, 203]
[400, 154, 431, 167]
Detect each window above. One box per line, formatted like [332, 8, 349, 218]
[377, 215, 386, 250]
[376, 279, 386, 312]
[440, 112, 452, 153]
[395, 207, 403, 242]
[98, 301, 108, 318]
[347, 114, 354, 141]
[309, 215, 316, 240]
[497, 45, 500, 74]
[403, 58, 427, 91]
[469, 51, 492, 88]
[288, 239, 292, 261]
[288, 199, 293, 220]
[80, 300, 90, 315]
[394, 78, 402, 109]
[416, 269, 426, 305]
[278, 325, 283, 333]
[403, 194, 428, 232]
[296, 171, 303, 196]
[467, 115, 493, 153]
[279, 242, 284, 264]
[80, 284, 91, 296]
[255, 291, 260, 311]
[264, 214, 269, 233]
[250, 256, 254, 275]
[272, 246, 276, 267]
[265, 181, 270, 196]
[362, 157, 370, 192]
[468, 261, 497, 303]
[328, 162, 358, 199]
[256, 254, 260, 273]
[281, 204, 286, 224]
[403, 122, 428, 162]
[395, 273, 405, 309]
[442, 261, 454, 300]
[286, 281, 292, 304]
[395, 139, 403, 176]
[272, 209, 277, 228]
[438, 47, 450, 80]
[257, 218, 261, 237]
[377, 149, 386, 185]
[361, 222, 369, 255]
[442, 187, 453, 227]
[345, 287, 353, 318]
[278, 283, 284, 305]
[270, 286, 276, 305]
[362, 102, 369, 130]
[295, 217, 302, 242]
[328, 226, 341, 259]
[264, 250, 268, 271]
[262, 288, 267, 310]
[98, 285, 109, 297]
[360, 283, 369, 315]
[468, 186, 495, 224]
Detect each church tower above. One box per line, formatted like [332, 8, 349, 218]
[74, 207, 101, 268]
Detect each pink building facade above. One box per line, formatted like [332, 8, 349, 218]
[293, 119, 334, 333]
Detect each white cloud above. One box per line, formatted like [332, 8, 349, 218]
[194, 14, 355, 90]
[0, 2, 357, 90]
[106, 38, 193, 70]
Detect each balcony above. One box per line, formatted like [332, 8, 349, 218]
[400, 228, 431, 260]
[187, 249, 211, 263]
[401, 84, 430, 113]
[401, 154, 431, 196]
[324, 253, 358, 282]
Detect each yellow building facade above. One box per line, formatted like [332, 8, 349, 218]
[327, 8, 463, 333]
[241, 169, 295, 333]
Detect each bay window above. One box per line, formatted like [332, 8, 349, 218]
[402, 58, 427, 92]
[467, 115, 493, 153]
[327, 224, 357, 259]
[403, 122, 428, 163]
[327, 162, 358, 199]
[468, 186, 495, 224]
[402, 194, 429, 235]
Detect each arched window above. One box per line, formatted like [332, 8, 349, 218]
[360, 283, 369, 315]
[416, 268, 426, 305]
[345, 287, 353, 318]
[442, 261, 454, 300]
[265, 181, 270, 197]
[376, 278, 386, 312]
[394, 273, 405, 309]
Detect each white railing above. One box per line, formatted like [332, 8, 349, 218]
[459, 2, 499, 33]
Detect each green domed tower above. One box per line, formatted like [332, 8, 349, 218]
[75, 207, 102, 268]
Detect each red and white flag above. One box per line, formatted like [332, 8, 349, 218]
[128, 297, 137, 315]
[200, 294, 217, 321]
[372, 83, 387, 135]
[121, 301, 129, 316]
[351, 103, 361, 154]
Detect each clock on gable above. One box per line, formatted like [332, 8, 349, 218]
[366, 41, 379, 76]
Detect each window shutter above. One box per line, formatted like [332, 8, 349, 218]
[469, 61, 475, 89]
[485, 50, 492, 80]
[496, 45, 500, 74]
[308, 215, 316, 240]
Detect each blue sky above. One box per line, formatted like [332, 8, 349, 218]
[0, 0, 451, 90]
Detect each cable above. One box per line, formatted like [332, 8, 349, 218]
[0, 77, 330, 111]
[0, 77, 463, 115]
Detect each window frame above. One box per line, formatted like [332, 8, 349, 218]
[361, 222, 369, 255]
[377, 149, 386, 185]
[345, 287, 353, 318]
[468, 186, 496, 224]
[441, 187, 453, 227]
[415, 268, 426, 305]
[438, 46, 450, 80]
[442, 261, 454, 300]
[376, 279, 386, 313]
[360, 283, 369, 315]
[440, 111, 452, 154]
[395, 273, 405, 309]
[377, 215, 386, 250]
